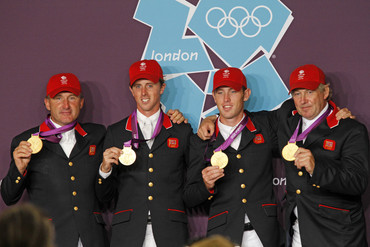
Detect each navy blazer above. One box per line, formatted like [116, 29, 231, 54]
[96, 113, 192, 247]
[274, 99, 369, 247]
[1, 122, 109, 247]
[184, 112, 283, 247]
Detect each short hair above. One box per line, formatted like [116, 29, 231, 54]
[189, 235, 235, 247]
[317, 83, 332, 101]
[0, 203, 55, 247]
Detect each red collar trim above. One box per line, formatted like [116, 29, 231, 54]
[291, 101, 339, 129]
[327, 101, 339, 129]
[125, 112, 173, 132]
[39, 122, 87, 137]
[214, 115, 256, 137]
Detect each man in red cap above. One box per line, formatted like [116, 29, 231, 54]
[184, 67, 283, 247]
[275, 64, 369, 247]
[1, 73, 109, 247]
[197, 64, 368, 247]
[96, 59, 192, 247]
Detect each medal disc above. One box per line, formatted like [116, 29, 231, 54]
[282, 142, 299, 161]
[211, 151, 228, 169]
[27, 135, 43, 154]
[119, 146, 136, 166]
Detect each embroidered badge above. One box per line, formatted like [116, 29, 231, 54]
[89, 145, 96, 156]
[323, 139, 335, 151]
[253, 134, 264, 144]
[167, 138, 179, 148]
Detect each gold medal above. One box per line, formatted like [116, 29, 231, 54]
[27, 135, 43, 154]
[119, 146, 136, 166]
[211, 151, 228, 169]
[282, 142, 299, 161]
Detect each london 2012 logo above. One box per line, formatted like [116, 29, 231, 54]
[134, 0, 293, 132]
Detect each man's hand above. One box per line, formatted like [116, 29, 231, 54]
[197, 115, 218, 140]
[294, 148, 315, 175]
[167, 109, 188, 124]
[13, 141, 32, 175]
[202, 166, 224, 190]
[336, 107, 355, 120]
[101, 147, 122, 173]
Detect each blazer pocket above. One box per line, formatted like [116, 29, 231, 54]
[93, 212, 105, 225]
[208, 211, 228, 231]
[318, 204, 351, 224]
[262, 203, 277, 217]
[112, 209, 133, 226]
[168, 209, 187, 223]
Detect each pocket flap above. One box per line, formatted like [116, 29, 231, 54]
[168, 209, 187, 223]
[94, 212, 105, 225]
[319, 204, 351, 224]
[112, 210, 132, 226]
[208, 211, 228, 231]
[262, 204, 277, 217]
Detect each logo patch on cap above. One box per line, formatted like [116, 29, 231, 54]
[89, 145, 96, 156]
[253, 134, 264, 144]
[167, 138, 179, 148]
[323, 139, 335, 151]
[298, 70, 305, 80]
[60, 76, 68, 85]
[222, 69, 230, 79]
[139, 62, 147, 71]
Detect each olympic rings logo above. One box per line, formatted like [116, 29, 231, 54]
[205, 6, 273, 38]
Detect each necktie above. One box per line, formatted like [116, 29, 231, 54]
[143, 120, 153, 148]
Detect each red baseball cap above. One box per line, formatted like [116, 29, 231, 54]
[213, 67, 247, 92]
[46, 73, 81, 98]
[129, 59, 163, 86]
[289, 64, 325, 93]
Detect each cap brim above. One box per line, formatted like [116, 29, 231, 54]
[48, 87, 81, 98]
[130, 74, 160, 86]
[213, 81, 242, 92]
[289, 81, 321, 94]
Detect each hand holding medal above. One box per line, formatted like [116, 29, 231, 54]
[27, 134, 43, 154]
[119, 145, 136, 166]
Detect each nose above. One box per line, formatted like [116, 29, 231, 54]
[141, 87, 147, 96]
[224, 93, 231, 102]
[62, 99, 70, 109]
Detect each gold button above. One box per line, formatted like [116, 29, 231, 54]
[71, 176, 75, 181]
[241, 184, 246, 189]
[208, 195, 213, 200]
[72, 191, 77, 196]
[242, 199, 247, 203]
[17, 177, 21, 180]
[149, 153, 153, 158]
[74, 206, 78, 211]
[148, 182, 154, 187]
[239, 169, 244, 173]
[312, 184, 316, 187]
[298, 171, 303, 176]
[296, 189, 301, 195]
[148, 196, 153, 201]
[15, 180, 19, 184]
[148, 168, 154, 173]
[98, 181, 102, 184]
[68, 162, 73, 167]
[316, 185, 320, 189]
[236, 154, 242, 159]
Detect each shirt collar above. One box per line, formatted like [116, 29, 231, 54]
[302, 103, 330, 131]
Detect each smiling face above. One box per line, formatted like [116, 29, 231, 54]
[129, 79, 166, 117]
[213, 86, 250, 126]
[292, 85, 329, 120]
[44, 92, 84, 126]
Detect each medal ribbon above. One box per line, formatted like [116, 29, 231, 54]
[35, 115, 77, 143]
[213, 115, 249, 152]
[288, 106, 332, 144]
[125, 110, 164, 149]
